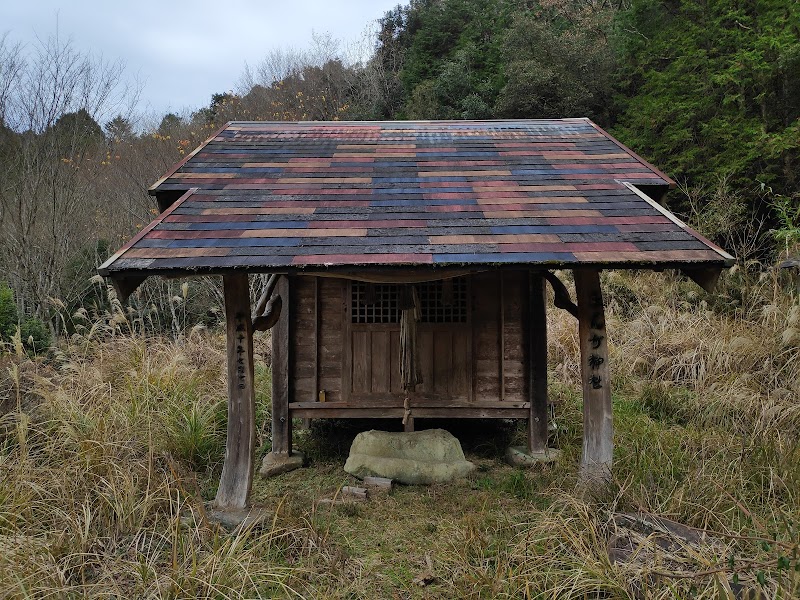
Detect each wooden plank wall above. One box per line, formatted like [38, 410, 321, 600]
[350, 328, 402, 398]
[348, 326, 470, 402]
[290, 272, 530, 408]
[415, 328, 471, 400]
[472, 270, 529, 403]
[318, 278, 346, 402]
[503, 271, 529, 403]
[290, 276, 346, 404]
[291, 276, 316, 403]
[472, 272, 500, 401]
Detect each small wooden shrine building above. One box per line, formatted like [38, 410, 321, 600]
[99, 119, 733, 509]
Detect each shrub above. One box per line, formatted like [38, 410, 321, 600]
[165, 400, 225, 471]
[0, 282, 18, 341]
[20, 317, 52, 356]
[0, 282, 51, 355]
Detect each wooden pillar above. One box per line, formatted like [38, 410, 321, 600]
[215, 274, 256, 509]
[528, 271, 548, 453]
[271, 275, 292, 455]
[498, 272, 506, 402]
[574, 269, 613, 484]
[305, 276, 319, 430]
[403, 393, 415, 433]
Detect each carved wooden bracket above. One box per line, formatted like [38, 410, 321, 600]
[542, 271, 578, 318]
[251, 274, 283, 331]
[252, 296, 282, 332]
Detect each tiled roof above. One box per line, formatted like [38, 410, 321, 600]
[99, 119, 732, 277]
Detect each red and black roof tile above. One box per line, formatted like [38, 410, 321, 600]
[99, 119, 733, 277]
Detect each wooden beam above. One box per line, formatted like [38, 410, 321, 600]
[252, 274, 279, 318]
[342, 282, 353, 403]
[466, 276, 474, 404]
[288, 406, 531, 419]
[109, 275, 146, 304]
[288, 400, 530, 410]
[215, 274, 256, 510]
[574, 269, 613, 485]
[271, 275, 292, 455]
[313, 276, 320, 399]
[681, 267, 722, 293]
[306, 276, 320, 430]
[403, 396, 414, 432]
[528, 272, 549, 453]
[252, 296, 282, 331]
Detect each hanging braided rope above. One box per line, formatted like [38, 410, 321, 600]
[399, 284, 422, 392]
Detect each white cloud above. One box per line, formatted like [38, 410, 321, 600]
[1, 0, 399, 116]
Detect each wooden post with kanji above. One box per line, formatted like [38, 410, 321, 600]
[214, 273, 256, 509]
[574, 269, 613, 484]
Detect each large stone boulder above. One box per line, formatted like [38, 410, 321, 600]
[344, 429, 475, 485]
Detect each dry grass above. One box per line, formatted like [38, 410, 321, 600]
[0, 333, 297, 599]
[0, 270, 799, 598]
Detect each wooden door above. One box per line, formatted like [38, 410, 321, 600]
[350, 327, 402, 399]
[413, 326, 471, 400]
[345, 279, 472, 405]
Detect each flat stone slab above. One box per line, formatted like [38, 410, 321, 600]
[344, 429, 475, 485]
[259, 451, 304, 477]
[363, 476, 393, 494]
[206, 506, 270, 531]
[505, 445, 561, 467]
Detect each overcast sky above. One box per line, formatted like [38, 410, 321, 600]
[1, 0, 400, 119]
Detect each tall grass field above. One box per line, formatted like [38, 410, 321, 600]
[1, 270, 799, 598]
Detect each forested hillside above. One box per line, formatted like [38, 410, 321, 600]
[1, 0, 798, 333]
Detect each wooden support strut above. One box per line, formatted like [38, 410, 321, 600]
[215, 274, 256, 510]
[528, 272, 549, 453]
[574, 269, 613, 485]
[402, 396, 414, 432]
[271, 275, 292, 455]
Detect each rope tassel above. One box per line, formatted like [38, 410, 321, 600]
[399, 285, 422, 391]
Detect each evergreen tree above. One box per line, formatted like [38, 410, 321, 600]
[612, 0, 800, 197]
[158, 113, 184, 136]
[104, 115, 135, 142]
[495, 3, 615, 122]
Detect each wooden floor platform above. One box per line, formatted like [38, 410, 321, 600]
[288, 401, 530, 419]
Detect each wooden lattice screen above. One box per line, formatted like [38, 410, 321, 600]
[351, 279, 468, 324]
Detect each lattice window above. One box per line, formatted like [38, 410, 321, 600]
[351, 278, 468, 324]
[417, 278, 468, 323]
[351, 282, 400, 324]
